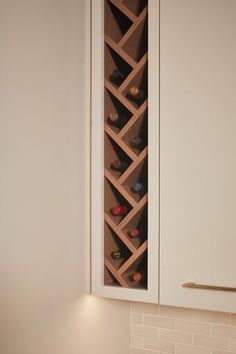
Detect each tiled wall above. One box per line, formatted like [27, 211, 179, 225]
[130, 303, 236, 354]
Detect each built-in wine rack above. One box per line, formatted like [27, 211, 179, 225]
[104, 0, 148, 289]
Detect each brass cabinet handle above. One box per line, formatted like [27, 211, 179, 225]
[183, 282, 236, 292]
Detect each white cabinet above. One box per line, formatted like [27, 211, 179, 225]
[91, 0, 159, 302]
[160, 0, 236, 312]
[91, 0, 236, 312]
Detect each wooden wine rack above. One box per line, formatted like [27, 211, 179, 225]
[104, 0, 148, 289]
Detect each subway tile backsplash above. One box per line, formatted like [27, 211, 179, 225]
[130, 303, 236, 354]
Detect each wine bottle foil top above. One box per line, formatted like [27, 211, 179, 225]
[132, 272, 143, 282]
[130, 86, 140, 96]
[111, 250, 121, 259]
[133, 182, 144, 193]
[109, 112, 119, 122]
[111, 160, 129, 171]
[130, 228, 140, 238]
[112, 69, 124, 79]
[112, 160, 124, 170]
[112, 160, 122, 169]
[130, 136, 142, 147]
[110, 69, 125, 86]
[112, 205, 128, 216]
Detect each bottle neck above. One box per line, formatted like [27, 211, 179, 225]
[112, 205, 128, 216]
[111, 160, 128, 171]
[130, 136, 142, 148]
[132, 271, 144, 282]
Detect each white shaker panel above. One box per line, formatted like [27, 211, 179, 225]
[160, 0, 236, 312]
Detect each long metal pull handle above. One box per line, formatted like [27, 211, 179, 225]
[183, 282, 236, 292]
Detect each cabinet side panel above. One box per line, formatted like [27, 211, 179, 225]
[92, 0, 104, 294]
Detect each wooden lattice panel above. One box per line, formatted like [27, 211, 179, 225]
[104, 0, 148, 289]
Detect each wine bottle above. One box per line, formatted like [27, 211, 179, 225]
[129, 228, 141, 238]
[129, 136, 143, 149]
[111, 205, 128, 216]
[128, 86, 145, 103]
[111, 160, 129, 172]
[132, 271, 144, 282]
[132, 182, 144, 193]
[108, 112, 127, 128]
[111, 250, 122, 260]
[110, 68, 125, 85]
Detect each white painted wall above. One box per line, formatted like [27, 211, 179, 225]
[0, 1, 130, 353]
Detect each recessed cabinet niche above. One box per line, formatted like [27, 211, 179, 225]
[104, 0, 148, 290]
[92, 0, 159, 303]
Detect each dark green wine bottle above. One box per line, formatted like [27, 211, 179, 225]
[110, 69, 125, 86]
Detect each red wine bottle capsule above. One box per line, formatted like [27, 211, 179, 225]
[129, 228, 141, 238]
[111, 250, 122, 260]
[111, 205, 128, 216]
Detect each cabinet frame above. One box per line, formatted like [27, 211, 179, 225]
[91, 0, 160, 302]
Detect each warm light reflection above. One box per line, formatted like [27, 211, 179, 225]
[74, 294, 119, 322]
[74, 295, 104, 319]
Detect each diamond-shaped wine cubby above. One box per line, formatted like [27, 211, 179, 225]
[104, 223, 133, 270]
[104, 89, 133, 134]
[105, 0, 133, 43]
[122, 14, 148, 63]
[122, 205, 148, 250]
[104, 0, 148, 289]
[121, 249, 148, 289]
[105, 44, 133, 88]
[104, 133, 133, 179]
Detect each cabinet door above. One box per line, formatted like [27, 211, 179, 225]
[160, 0, 236, 312]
